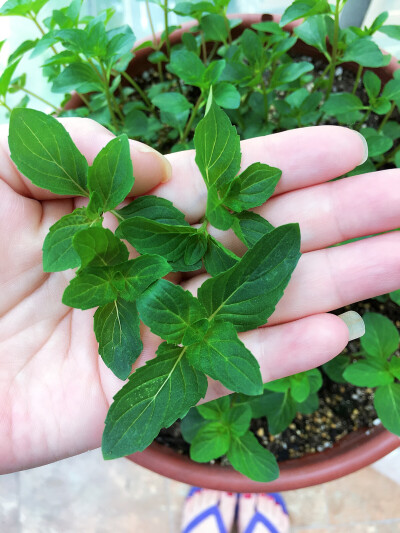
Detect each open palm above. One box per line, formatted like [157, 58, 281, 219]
[1, 118, 399, 474]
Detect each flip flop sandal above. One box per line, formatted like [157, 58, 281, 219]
[182, 487, 237, 533]
[242, 493, 289, 533]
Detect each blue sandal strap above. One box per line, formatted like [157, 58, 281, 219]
[268, 493, 289, 515]
[182, 505, 227, 533]
[243, 510, 279, 533]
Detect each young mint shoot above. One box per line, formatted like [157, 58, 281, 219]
[8, 98, 301, 482]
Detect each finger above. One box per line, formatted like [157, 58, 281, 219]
[0, 118, 171, 200]
[209, 168, 400, 255]
[203, 313, 349, 402]
[183, 232, 400, 326]
[157, 126, 367, 222]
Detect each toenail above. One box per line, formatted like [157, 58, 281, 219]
[244, 493, 252, 498]
[227, 492, 234, 496]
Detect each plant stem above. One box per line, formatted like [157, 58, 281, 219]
[181, 93, 203, 142]
[324, 0, 341, 102]
[98, 62, 119, 131]
[355, 109, 371, 130]
[201, 34, 207, 63]
[163, 0, 171, 59]
[28, 13, 58, 55]
[11, 85, 60, 112]
[146, 0, 163, 81]
[224, 15, 232, 44]
[0, 100, 12, 112]
[376, 142, 400, 169]
[77, 92, 93, 112]
[119, 70, 155, 111]
[261, 76, 269, 123]
[378, 101, 396, 132]
[352, 64, 363, 95]
[111, 209, 124, 222]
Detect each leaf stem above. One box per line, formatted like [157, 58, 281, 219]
[98, 62, 119, 131]
[378, 101, 396, 132]
[355, 109, 371, 130]
[352, 64, 363, 95]
[0, 100, 12, 112]
[11, 85, 60, 112]
[324, 0, 341, 103]
[180, 93, 203, 142]
[28, 13, 58, 56]
[146, 0, 164, 81]
[119, 70, 155, 112]
[111, 209, 124, 222]
[163, 0, 171, 59]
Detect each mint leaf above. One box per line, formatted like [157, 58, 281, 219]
[151, 92, 193, 114]
[94, 298, 142, 380]
[293, 15, 327, 53]
[297, 391, 319, 414]
[389, 358, 400, 380]
[206, 185, 235, 230]
[227, 404, 252, 437]
[232, 211, 274, 248]
[102, 343, 208, 459]
[9, 109, 89, 196]
[194, 99, 241, 188]
[204, 236, 239, 276]
[42, 208, 100, 272]
[197, 396, 230, 420]
[62, 267, 117, 310]
[0, 58, 21, 97]
[343, 359, 394, 387]
[187, 321, 263, 395]
[52, 63, 104, 94]
[0, 0, 50, 16]
[214, 82, 241, 109]
[116, 217, 201, 271]
[116, 195, 189, 226]
[290, 373, 311, 403]
[280, 0, 331, 26]
[198, 224, 301, 331]
[227, 432, 279, 482]
[180, 408, 208, 443]
[361, 312, 400, 358]
[73, 227, 129, 269]
[190, 422, 231, 462]
[200, 14, 228, 43]
[113, 255, 171, 302]
[342, 38, 390, 67]
[374, 383, 400, 436]
[88, 134, 134, 212]
[223, 162, 281, 212]
[323, 93, 364, 115]
[137, 279, 209, 346]
[184, 233, 208, 266]
[363, 70, 381, 99]
[263, 391, 297, 434]
[166, 49, 206, 87]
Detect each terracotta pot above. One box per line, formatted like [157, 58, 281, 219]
[67, 13, 400, 491]
[125, 13, 400, 491]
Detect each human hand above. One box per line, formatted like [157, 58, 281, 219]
[1, 118, 399, 474]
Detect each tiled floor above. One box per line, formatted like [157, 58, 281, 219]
[1, 447, 399, 532]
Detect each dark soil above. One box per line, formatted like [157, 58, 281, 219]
[156, 298, 400, 463]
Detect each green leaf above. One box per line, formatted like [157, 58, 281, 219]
[0, 58, 21, 97]
[323, 93, 364, 115]
[72, 227, 129, 269]
[200, 13, 228, 43]
[374, 383, 400, 436]
[166, 49, 206, 87]
[264, 391, 297, 434]
[379, 25, 400, 40]
[382, 79, 400, 101]
[369, 12, 389, 34]
[363, 131, 393, 157]
[290, 373, 311, 403]
[264, 377, 291, 393]
[223, 162, 281, 212]
[62, 267, 117, 310]
[52, 63, 104, 93]
[9, 108, 89, 196]
[389, 289, 400, 305]
[87, 135, 133, 212]
[94, 298, 142, 380]
[112, 255, 171, 302]
[197, 396, 230, 420]
[151, 92, 193, 114]
[137, 279, 209, 346]
[214, 82, 241, 109]
[116, 217, 201, 271]
[341, 38, 390, 68]
[198, 224, 301, 332]
[227, 404, 252, 437]
[102, 343, 208, 459]
[363, 70, 381, 100]
[389, 358, 400, 380]
[241, 28, 264, 65]
[280, 0, 331, 26]
[294, 15, 327, 52]
[307, 368, 323, 393]
[190, 422, 230, 462]
[206, 185, 235, 230]
[270, 61, 313, 88]
[184, 233, 208, 265]
[297, 391, 319, 414]
[343, 359, 394, 387]
[42, 208, 99, 272]
[232, 211, 274, 248]
[181, 408, 208, 443]
[194, 99, 241, 189]
[116, 195, 189, 226]
[203, 236, 239, 276]
[0, 0, 50, 16]
[186, 321, 263, 395]
[361, 312, 400, 358]
[203, 60, 226, 86]
[227, 432, 279, 482]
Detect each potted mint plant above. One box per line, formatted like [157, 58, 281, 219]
[0, 0, 399, 490]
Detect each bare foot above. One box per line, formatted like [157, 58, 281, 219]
[237, 493, 290, 533]
[181, 488, 237, 533]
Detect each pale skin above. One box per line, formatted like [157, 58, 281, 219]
[1, 118, 400, 477]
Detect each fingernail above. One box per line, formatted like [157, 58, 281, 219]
[355, 131, 368, 165]
[137, 144, 172, 183]
[338, 311, 365, 341]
